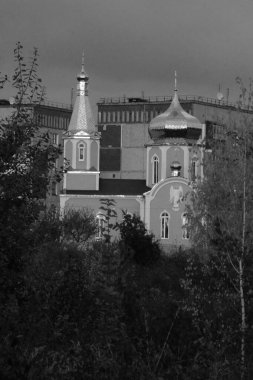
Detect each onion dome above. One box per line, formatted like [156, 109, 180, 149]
[149, 73, 201, 141]
[67, 52, 96, 134]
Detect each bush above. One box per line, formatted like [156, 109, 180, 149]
[117, 212, 161, 265]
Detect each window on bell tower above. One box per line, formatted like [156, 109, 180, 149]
[78, 143, 85, 161]
[152, 155, 159, 184]
[170, 161, 181, 177]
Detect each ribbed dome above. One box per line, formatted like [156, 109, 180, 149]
[149, 91, 201, 141]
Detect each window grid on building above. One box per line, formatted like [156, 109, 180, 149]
[52, 133, 58, 145]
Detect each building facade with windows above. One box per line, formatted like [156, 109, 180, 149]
[60, 61, 209, 251]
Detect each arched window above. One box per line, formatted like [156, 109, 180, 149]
[191, 159, 198, 182]
[96, 212, 106, 239]
[182, 213, 190, 240]
[78, 143, 85, 161]
[160, 211, 170, 239]
[170, 161, 181, 177]
[152, 155, 159, 184]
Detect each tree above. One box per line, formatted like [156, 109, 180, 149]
[99, 198, 117, 243]
[0, 42, 62, 379]
[0, 42, 61, 208]
[187, 80, 253, 379]
[62, 208, 97, 246]
[116, 211, 161, 265]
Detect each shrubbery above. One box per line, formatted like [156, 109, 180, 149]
[116, 212, 161, 265]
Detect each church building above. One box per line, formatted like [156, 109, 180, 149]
[60, 57, 205, 250]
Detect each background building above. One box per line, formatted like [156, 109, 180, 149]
[97, 94, 253, 180]
[0, 99, 72, 208]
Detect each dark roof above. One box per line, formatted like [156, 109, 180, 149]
[65, 179, 150, 196]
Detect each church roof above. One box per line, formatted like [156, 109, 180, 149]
[67, 53, 96, 134]
[65, 179, 150, 196]
[149, 73, 202, 141]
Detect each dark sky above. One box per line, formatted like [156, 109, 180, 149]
[1, 0, 253, 112]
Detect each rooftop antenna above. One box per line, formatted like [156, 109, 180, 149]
[217, 83, 224, 101]
[226, 88, 230, 103]
[70, 87, 74, 107]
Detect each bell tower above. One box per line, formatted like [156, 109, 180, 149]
[146, 73, 205, 188]
[63, 53, 100, 192]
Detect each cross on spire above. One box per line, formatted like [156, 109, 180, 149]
[174, 70, 177, 92]
[81, 51, 85, 75]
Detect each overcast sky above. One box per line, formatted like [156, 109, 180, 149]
[1, 0, 253, 112]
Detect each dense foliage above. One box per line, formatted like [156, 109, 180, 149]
[116, 212, 161, 265]
[1, 46, 253, 379]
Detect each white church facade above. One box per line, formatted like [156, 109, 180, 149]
[60, 57, 205, 251]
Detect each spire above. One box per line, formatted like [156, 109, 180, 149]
[67, 53, 95, 133]
[81, 51, 85, 74]
[174, 70, 177, 93]
[172, 70, 179, 106]
[77, 52, 88, 81]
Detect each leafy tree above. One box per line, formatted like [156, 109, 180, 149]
[0, 42, 62, 379]
[99, 198, 117, 243]
[116, 211, 161, 265]
[187, 80, 253, 379]
[62, 208, 97, 246]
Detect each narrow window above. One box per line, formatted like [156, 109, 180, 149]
[161, 211, 170, 239]
[79, 143, 85, 161]
[96, 212, 106, 239]
[191, 160, 197, 181]
[152, 155, 159, 184]
[51, 181, 57, 196]
[182, 213, 190, 240]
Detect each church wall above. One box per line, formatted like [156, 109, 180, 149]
[65, 140, 72, 164]
[90, 140, 98, 170]
[62, 195, 141, 239]
[66, 173, 97, 190]
[149, 181, 191, 248]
